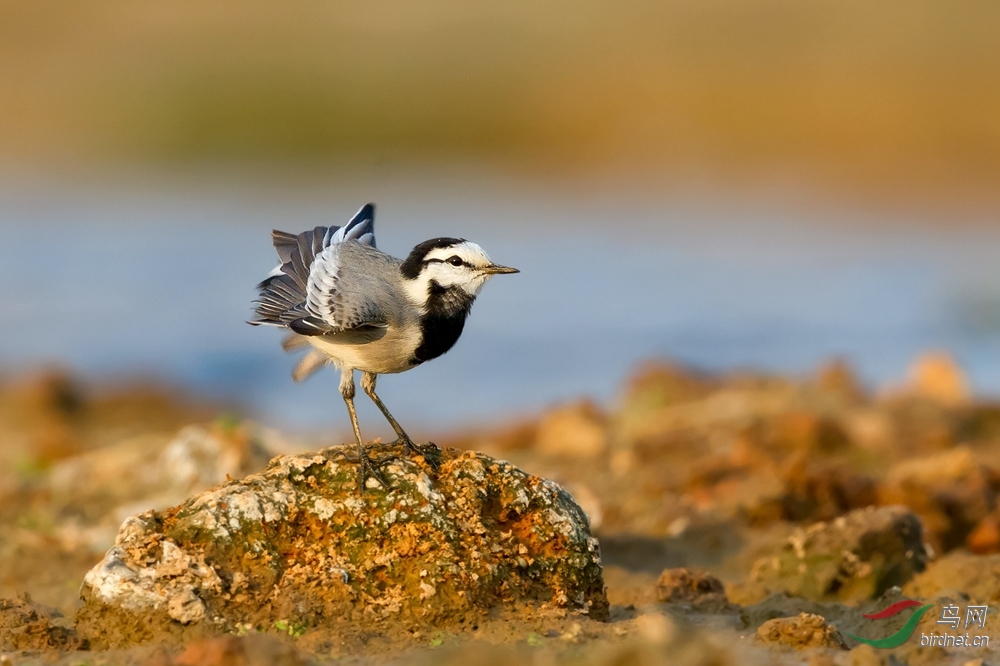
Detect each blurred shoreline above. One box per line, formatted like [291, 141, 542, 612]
[2, 169, 999, 433]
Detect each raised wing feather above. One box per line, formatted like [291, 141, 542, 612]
[329, 204, 376, 247]
[250, 203, 379, 330]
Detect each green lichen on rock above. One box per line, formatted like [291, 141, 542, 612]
[740, 505, 928, 603]
[75, 445, 608, 648]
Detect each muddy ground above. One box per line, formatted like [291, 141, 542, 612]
[2, 354, 1000, 665]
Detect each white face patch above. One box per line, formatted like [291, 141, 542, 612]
[403, 241, 497, 305]
[422, 241, 492, 268]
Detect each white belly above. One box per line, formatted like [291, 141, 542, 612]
[307, 323, 422, 375]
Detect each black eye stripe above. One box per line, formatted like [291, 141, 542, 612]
[424, 256, 468, 267]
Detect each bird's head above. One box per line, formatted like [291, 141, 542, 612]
[401, 238, 518, 306]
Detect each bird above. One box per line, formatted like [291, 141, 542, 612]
[249, 203, 518, 487]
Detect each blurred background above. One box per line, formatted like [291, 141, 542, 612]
[2, 0, 1000, 437]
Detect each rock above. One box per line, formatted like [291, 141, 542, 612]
[955, 403, 1000, 442]
[632, 612, 676, 645]
[442, 419, 538, 454]
[754, 613, 847, 650]
[738, 588, 912, 641]
[0, 371, 216, 477]
[878, 446, 995, 553]
[739, 589, 923, 651]
[907, 352, 970, 406]
[41, 423, 284, 553]
[813, 359, 865, 404]
[879, 398, 957, 452]
[0, 594, 87, 651]
[967, 511, 1000, 554]
[614, 361, 717, 449]
[564, 482, 603, 531]
[904, 550, 1000, 602]
[621, 361, 716, 412]
[0, 369, 86, 467]
[745, 458, 878, 525]
[841, 409, 894, 451]
[761, 412, 851, 455]
[743, 506, 928, 602]
[617, 363, 862, 470]
[158, 424, 282, 494]
[739, 593, 848, 631]
[655, 568, 727, 606]
[50, 424, 278, 506]
[848, 644, 887, 666]
[535, 401, 607, 458]
[76, 446, 608, 648]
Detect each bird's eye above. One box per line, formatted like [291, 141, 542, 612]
[447, 256, 464, 267]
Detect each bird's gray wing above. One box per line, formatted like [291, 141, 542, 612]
[289, 242, 392, 337]
[251, 203, 377, 328]
[273, 202, 376, 262]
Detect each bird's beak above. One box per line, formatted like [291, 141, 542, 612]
[482, 263, 519, 275]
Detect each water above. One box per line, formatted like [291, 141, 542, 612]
[2, 172, 999, 436]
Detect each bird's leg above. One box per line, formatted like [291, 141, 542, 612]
[339, 370, 395, 489]
[361, 372, 440, 464]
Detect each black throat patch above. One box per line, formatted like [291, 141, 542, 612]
[411, 281, 475, 365]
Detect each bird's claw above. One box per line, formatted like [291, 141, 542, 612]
[326, 446, 398, 490]
[357, 450, 398, 490]
[396, 437, 441, 468]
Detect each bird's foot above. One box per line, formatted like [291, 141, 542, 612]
[395, 437, 441, 468]
[326, 445, 398, 491]
[357, 449, 398, 490]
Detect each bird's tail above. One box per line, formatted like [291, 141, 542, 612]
[292, 350, 328, 382]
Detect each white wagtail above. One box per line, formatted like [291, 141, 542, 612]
[250, 203, 518, 485]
